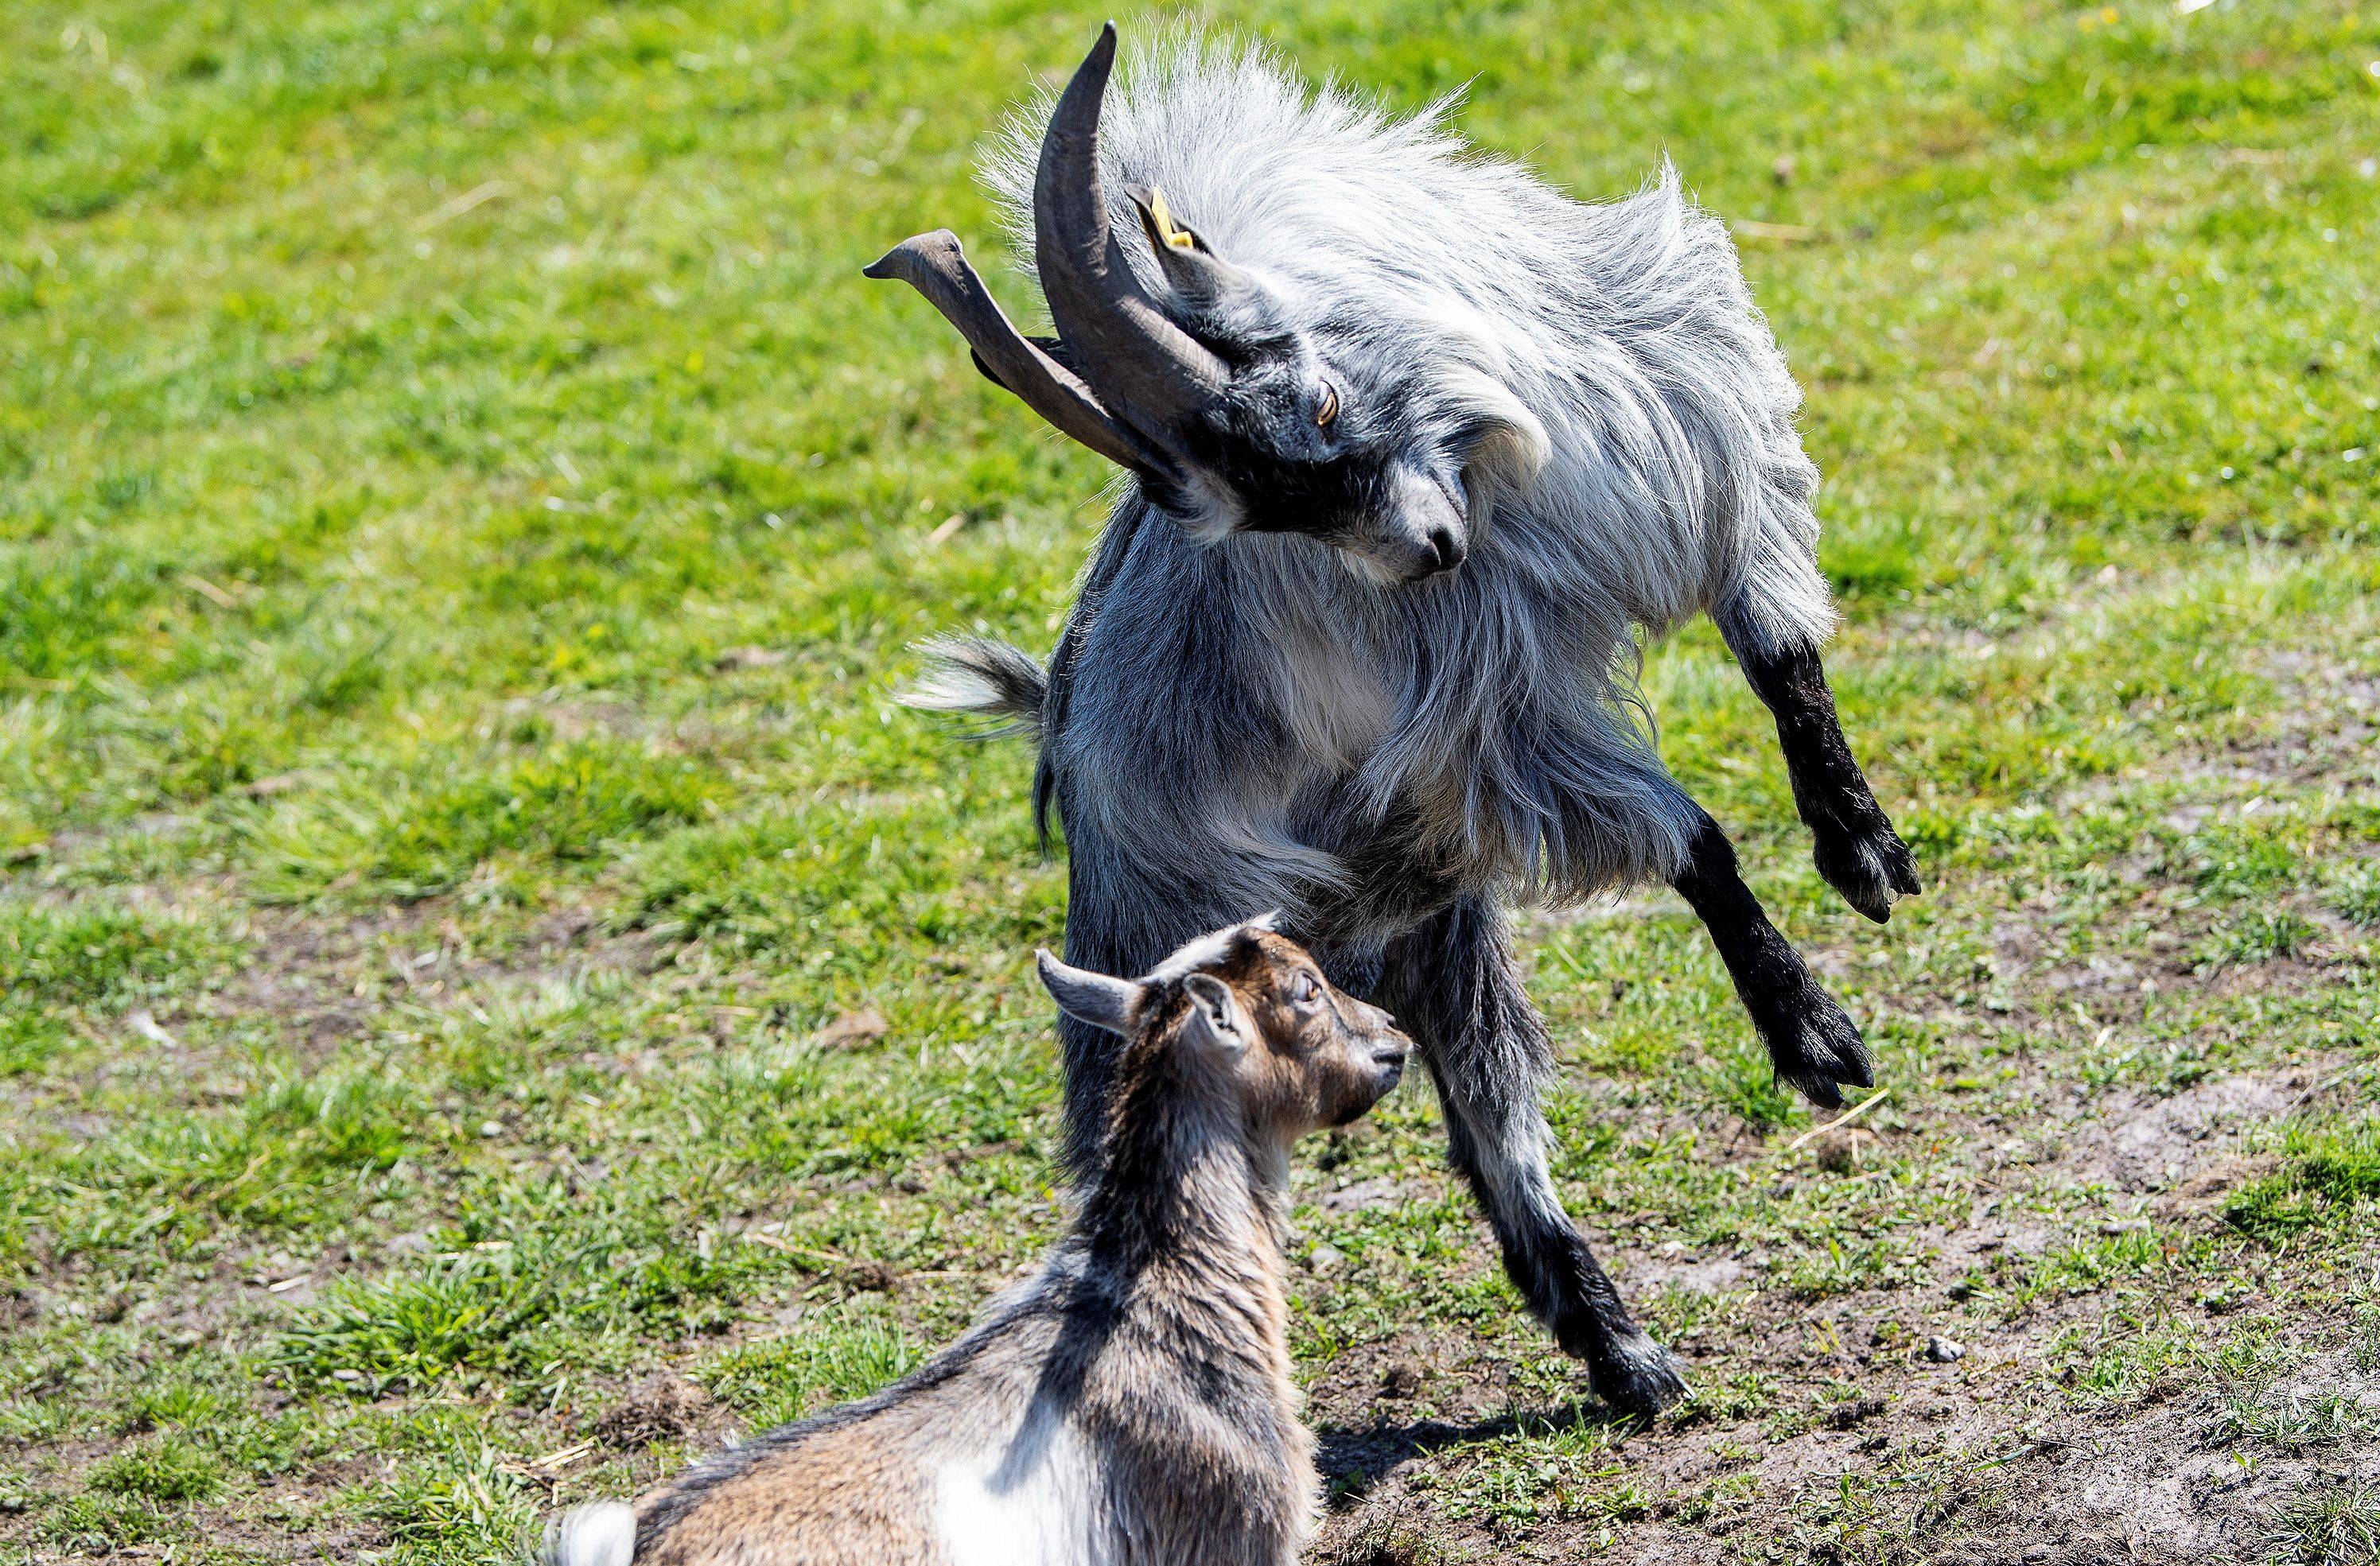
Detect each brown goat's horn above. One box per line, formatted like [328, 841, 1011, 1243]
[1033, 23, 1229, 437]
[863, 230, 1166, 476]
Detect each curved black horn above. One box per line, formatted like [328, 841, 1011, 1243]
[865, 230, 1170, 478]
[1033, 23, 1229, 435]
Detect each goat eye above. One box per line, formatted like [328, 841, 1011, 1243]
[1315, 383, 1339, 429]
[1293, 973, 1322, 1005]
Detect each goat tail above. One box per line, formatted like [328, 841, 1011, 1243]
[900, 635, 1048, 741]
[543, 1503, 636, 1566]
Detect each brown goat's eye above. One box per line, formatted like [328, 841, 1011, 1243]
[1292, 971, 1323, 1005]
[1315, 383, 1339, 429]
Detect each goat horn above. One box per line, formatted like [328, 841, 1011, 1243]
[864, 230, 1169, 477]
[1033, 23, 1230, 437]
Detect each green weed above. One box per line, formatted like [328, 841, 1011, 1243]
[2259, 1471, 2380, 1565]
[696, 1308, 924, 1428]
[86, 1439, 223, 1502]
[2226, 1118, 2380, 1243]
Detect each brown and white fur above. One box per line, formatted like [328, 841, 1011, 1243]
[542, 915, 1410, 1566]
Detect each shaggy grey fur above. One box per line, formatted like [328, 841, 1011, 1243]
[896, 32, 1917, 1416]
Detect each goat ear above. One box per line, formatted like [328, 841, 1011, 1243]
[1036, 950, 1143, 1036]
[1179, 973, 1249, 1058]
[1123, 184, 1251, 311]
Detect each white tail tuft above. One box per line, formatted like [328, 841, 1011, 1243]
[897, 636, 1048, 740]
[543, 1502, 636, 1566]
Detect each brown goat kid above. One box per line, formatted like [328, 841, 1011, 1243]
[544, 915, 1410, 1566]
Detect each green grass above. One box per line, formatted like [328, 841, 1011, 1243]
[2, 0, 2378, 1561]
[2261, 1473, 2380, 1566]
[2227, 1116, 2380, 1242]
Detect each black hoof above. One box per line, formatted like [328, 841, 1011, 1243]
[1754, 977, 1873, 1109]
[1812, 815, 1922, 924]
[1588, 1328, 1689, 1417]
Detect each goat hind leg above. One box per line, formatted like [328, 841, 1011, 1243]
[1718, 616, 1920, 923]
[1381, 898, 1686, 1416]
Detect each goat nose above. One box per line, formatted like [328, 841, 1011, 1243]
[1425, 525, 1464, 573]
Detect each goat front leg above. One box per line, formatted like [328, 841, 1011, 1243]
[1671, 807, 1873, 1108]
[1380, 898, 1686, 1416]
[1732, 638, 1920, 923]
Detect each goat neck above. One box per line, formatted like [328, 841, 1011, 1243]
[1074, 1020, 1295, 1357]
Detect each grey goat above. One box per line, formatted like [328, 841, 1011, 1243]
[544, 918, 1409, 1566]
[869, 25, 1919, 1415]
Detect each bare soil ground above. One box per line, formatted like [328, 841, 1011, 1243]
[1305, 1048, 2377, 1563]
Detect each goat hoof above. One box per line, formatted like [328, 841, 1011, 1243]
[1591, 1331, 1688, 1417]
[1760, 982, 1873, 1110]
[1812, 817, 1922, 924]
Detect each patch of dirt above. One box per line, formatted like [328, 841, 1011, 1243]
[2051, 1070, 2303, 1195]
[175, 1498, 391, 1566]
[1304, 1043, 2359, 1561]
[1310, 1263, 2376, 1564]
[593, 1374, 718, 1449]
[206, 900, 675, 1063]
[2, 895, 682, 1116]
[816, 1008, 890, 1050]
[1316, 1177, 1419, 1216]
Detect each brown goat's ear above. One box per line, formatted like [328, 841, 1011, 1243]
[1036, 950, 1143, 1036]
[1180, 973, 1248, 1058]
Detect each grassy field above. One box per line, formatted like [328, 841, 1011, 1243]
[3, 0, 2378, 1561]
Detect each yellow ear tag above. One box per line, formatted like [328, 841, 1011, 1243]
[1147, 185, 1197, 251]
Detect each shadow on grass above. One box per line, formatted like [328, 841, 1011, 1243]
[1316, 1401, 1632, 1501]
